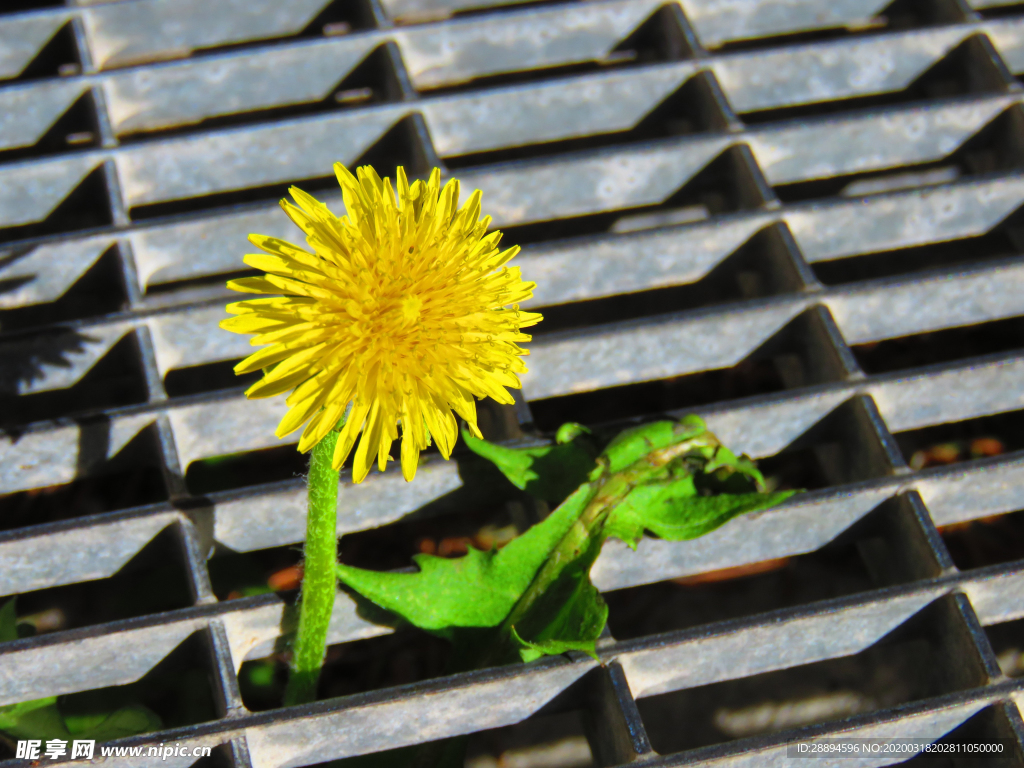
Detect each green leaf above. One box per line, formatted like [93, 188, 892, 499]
[75, 705, 162, 741]
[0, 698, 68, 740]
[602, 416, 706, 473]
[336, 484, 597, 635]
[511, 557, 607, 662]
[461, 429, 596, 504]
[0, 599, 17, 643]
[606, 485, 796, 549]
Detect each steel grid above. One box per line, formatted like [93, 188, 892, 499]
[5, 0, 1024, 766]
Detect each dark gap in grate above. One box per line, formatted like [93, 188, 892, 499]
[811, 232, 1021, 286]
[0, 331, 149, 427]
[0, 467, 167, 532]
[339, 491, 537, 571]
[604, 541, 872, 640]
[14, 21, 80, 81]
[0, 630, 220, 758]
[977, 3, 1024, 19]
[740, 34, 1016, 125]
[208, 542, 303, 601]
[851, 315, 1024, 374]
[465, 710, 595, 768]
[939, 508, 1024, 570]
[164, 359, 259, 398]
[9, 525, 193, 635]
[0, 163, 113, 244]
[533, 224, 807, 338]
[128, 173, 339, 223]
[144, 267, 257, 299]
[711, 26, 864, 55]
[891, 408, 1024, 471]
[0, 90, 101, 163]
[0, 244, 128, 331]
[983, 617, 1024, 679]
[902, 705, 1024, 764]
[530, 307, 848, 431]
[757, 396, 900, 491]
[1, 0, 65, 13]
[0, 425, 168, 531]
[840, 494, 952, 586]
[117, 44, 408, 143]
[636, 595, 986, 752]
[775, 104, 1024, 205]
[56, 631, 218, 735]
[239, 626, 453, 711]
[185, 444, 308, 496]
[445, 76, 734, 170]
[879, 0, 977, 29]
[189, 746, 236, 768]
[497, 211, 623, 247]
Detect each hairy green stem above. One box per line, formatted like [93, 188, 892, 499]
[284, 430, 341, 706]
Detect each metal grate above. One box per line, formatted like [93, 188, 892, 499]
[5, 0, 1024, 765]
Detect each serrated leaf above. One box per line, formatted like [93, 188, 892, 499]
[336, 484, 596, 635]
[510, 550, 607, 662]
[461, 430, 596, 504]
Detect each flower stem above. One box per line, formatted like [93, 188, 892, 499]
[284, 429, 341, 706]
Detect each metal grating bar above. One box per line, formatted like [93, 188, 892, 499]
[5, 0, 1024, 765]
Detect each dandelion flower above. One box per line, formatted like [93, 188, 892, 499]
[220, 165, 542, 483]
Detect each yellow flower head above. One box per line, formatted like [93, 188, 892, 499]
[220, 165, 542, 483]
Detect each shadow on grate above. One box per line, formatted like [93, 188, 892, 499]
[774, 104, 1024, 206]
[0, 164, 114, 245]
[185, 445, 308, 496]
[740, 33, 1015, 125]
[0, 332, 149, 428]
[531, 307, 849, 431]
[890, 408, 1024, 471]
[0, 244, 129, 330]
[7, 524, 193, 635]
[0, 423, 168, 531]
[0, 631, 219, 759]
[635, 595, 988, 754]
[850, 315, 1024, 375]
[604, 541, 873, 640]
[939, 508, 1024, 570]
